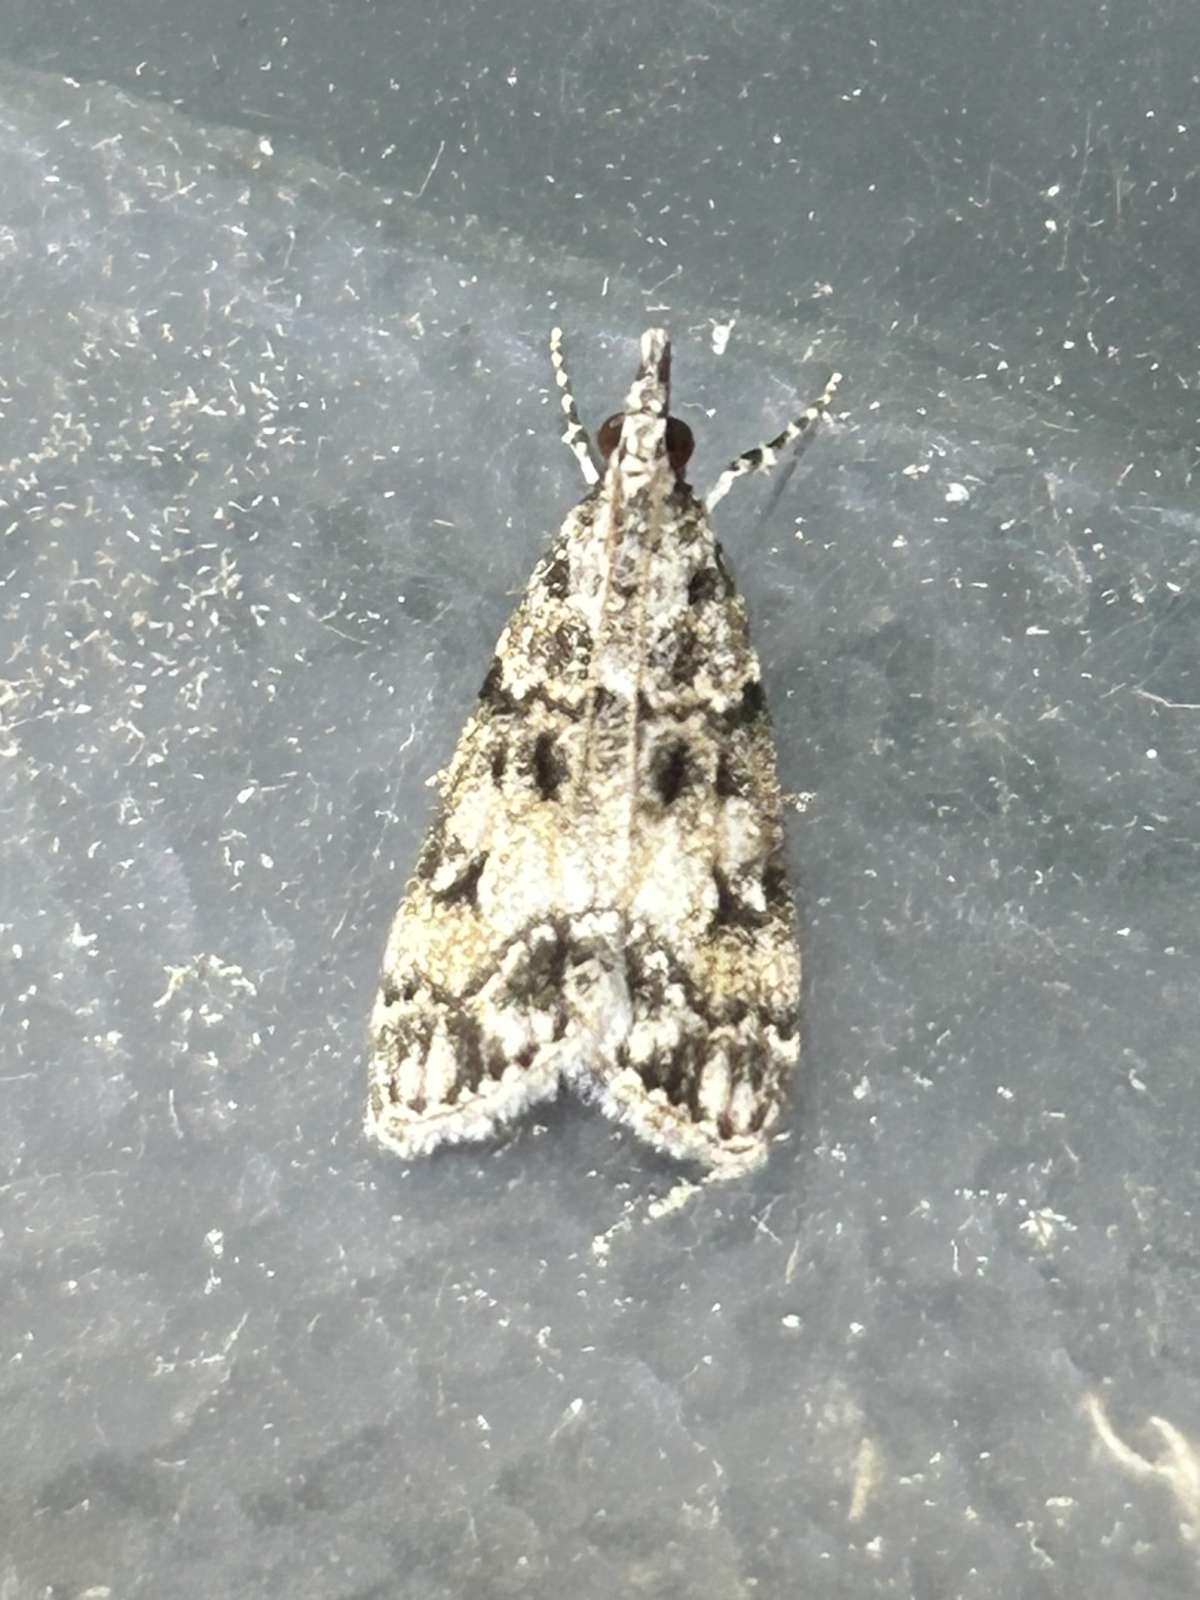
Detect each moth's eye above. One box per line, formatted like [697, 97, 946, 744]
[597, 413, 695, 475]
[598, 413, 624, 459]
[666, 417, 694, 474]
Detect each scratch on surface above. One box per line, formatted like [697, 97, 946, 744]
[1086, 1392, 1200, 1544]
[1132, 688, 1200, 711]
[403, 139, 445, 202]
[848, 1436, 882, 1523]
[784, 1238, 801, 1284]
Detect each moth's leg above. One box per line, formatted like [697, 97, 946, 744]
[704, 369, 842, 513]
[550, 326, 601, 487]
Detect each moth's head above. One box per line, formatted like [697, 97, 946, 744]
[597, 327, 695, 481]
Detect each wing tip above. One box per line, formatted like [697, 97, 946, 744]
[365, 1043, 563, 1159]
[579, 1066, 779, 1181]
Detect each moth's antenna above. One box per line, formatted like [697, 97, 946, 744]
[705, 370, 842, 513]
[550, 327, 600, 487]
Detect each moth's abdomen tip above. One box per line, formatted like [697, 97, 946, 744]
[705, 1136, 772, 1181]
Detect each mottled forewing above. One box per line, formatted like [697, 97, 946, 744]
[366, 498, 604, 1157]
[580, 486, 801, 1177]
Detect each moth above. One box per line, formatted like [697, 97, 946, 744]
[368, 329, 839, 1177]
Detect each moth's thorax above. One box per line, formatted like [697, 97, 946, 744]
[611, 410, 672, 496]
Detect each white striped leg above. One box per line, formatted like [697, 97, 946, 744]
[549, 327, 600, 486]
[704, 369, 843, 513]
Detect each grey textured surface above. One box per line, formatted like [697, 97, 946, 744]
[1, 3, 1199, 1596]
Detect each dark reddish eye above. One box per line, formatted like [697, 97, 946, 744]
[597, 413, 624, 459]
[597, 413, 695, 475]
[666, 417, 694, 474]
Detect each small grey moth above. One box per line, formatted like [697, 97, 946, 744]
[368, 329, 839, 1177]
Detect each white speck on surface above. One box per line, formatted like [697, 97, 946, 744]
[1020, 1208, 1075, 1250]
[710, 319, 735, 355]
